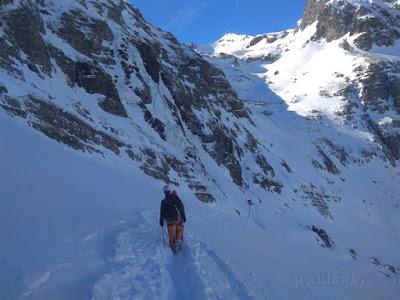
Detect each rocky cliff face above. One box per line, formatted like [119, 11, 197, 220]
[299, 0, 400, 163]
[299, 0, 400, 115]
[0, 0, 284, 203]
[300, 0, 400, 50]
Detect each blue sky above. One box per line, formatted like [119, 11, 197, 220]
[132, 0, 307, 45]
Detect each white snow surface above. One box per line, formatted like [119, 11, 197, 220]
[2, 111, 400, 300]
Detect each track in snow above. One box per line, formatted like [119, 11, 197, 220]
[92, 211, 255, 300]
[166, 245, 206, 300]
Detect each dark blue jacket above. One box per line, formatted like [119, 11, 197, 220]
[159, 192, 186, 226]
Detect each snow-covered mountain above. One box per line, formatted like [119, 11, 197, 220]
[1, 0, 399, 299]
[201, 0, 400, 163]
[0, 0, 264, 201]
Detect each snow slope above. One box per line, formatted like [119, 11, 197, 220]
[2, 108, 400, 299]
[0, 111, 158, 299]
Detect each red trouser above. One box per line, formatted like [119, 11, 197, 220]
[167, 222, 183, 251]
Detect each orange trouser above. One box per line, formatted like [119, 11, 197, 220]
[167, 222, 183, 250]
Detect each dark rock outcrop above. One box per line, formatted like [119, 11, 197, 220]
[359, 61, 400, 113]
[316, 145, 340, 175]
[5, 2, 51, 74]
[1, 95, 28, 118]
[207, 126, 244, 186]
[366, 117, 400, 163]
[3, 96, 125, 154]
[300, 0, 400, 50]
[48, 46, 127, 117]
[139, 102, 166, 140]
[252, 154, 283, 193]
[58, 10, 114, 58]
[246, 31, 289, 48]
[349, 248, 357, 259]
[299, 184, 341, 219]
[136, 41, 161, 83]
[310, 225, 334, 248]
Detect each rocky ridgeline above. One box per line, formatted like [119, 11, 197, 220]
[300, 0, 400, 50]
[0, 0, 284, 202]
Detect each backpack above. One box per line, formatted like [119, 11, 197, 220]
[164, 197, 181, 224]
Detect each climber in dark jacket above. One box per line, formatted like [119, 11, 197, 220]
[159, 185, 186, 252]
